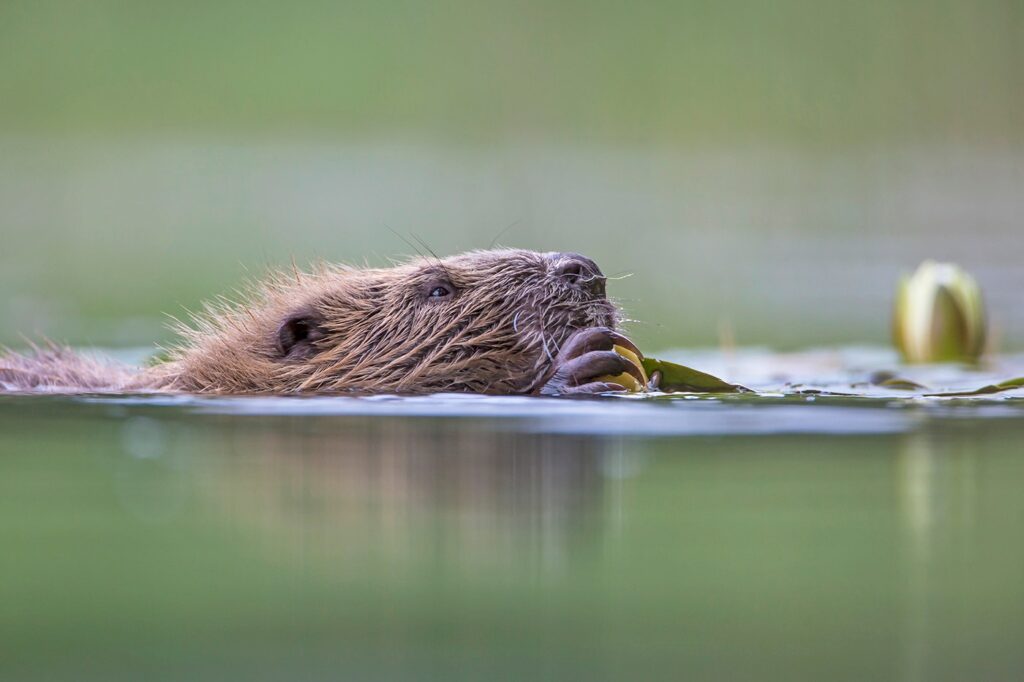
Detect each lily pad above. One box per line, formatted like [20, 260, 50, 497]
[642, 358, 749, 394]
[869, 371, 929, 391]
[924, 376, 1024, 397]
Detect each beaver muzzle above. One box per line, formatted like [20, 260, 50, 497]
[533, 252, 648, 396]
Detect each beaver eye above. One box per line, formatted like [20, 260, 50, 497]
[428, 285, 452, 299]
[420, 275, 457, 302]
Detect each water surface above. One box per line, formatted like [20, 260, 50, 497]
[2, 383, 1023, 681]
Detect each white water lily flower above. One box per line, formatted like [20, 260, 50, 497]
[893, 261, 987, 364]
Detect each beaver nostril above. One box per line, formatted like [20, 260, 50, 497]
[552, 252, 607, 298]
[557, 261, 585, 284]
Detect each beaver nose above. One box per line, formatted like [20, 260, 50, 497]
[552, 252, 607, 298]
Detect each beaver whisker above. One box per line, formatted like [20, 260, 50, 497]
[535, 313, 557, 365]
[384, 224, 429, 262]
[487, 219, 521, 249]
[409, 232, 455, 284]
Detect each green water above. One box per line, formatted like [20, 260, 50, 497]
[2, 393, 1023, 681]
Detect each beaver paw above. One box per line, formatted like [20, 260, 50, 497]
[537, 327, 646, 396]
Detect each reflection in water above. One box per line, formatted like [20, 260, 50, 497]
[899, 433, 939, 682]
[192, 418, 634, 577]
[897, 424, 1015, 682]
[114, 417, 193, 523]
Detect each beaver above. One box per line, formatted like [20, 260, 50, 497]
[0, 249, 648, 396]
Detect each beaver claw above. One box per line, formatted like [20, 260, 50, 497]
[537, 327, 645, 396]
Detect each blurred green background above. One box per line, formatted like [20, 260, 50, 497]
[1, 0, 1022, 351]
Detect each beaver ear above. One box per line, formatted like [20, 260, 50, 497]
[276, 307, 327, 359]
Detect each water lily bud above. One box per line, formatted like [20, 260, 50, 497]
[893, 261, 986, 363]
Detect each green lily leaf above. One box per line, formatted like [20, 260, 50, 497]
[869, 371, 929, 391]
[642, 358, 749, 394]
[878, 378, 928, 390]
[924, 376, 1024, 397]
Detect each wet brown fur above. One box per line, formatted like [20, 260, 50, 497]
[1, 250, 618, 394]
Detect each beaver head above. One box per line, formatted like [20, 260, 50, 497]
[160, 249, 619, 394]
